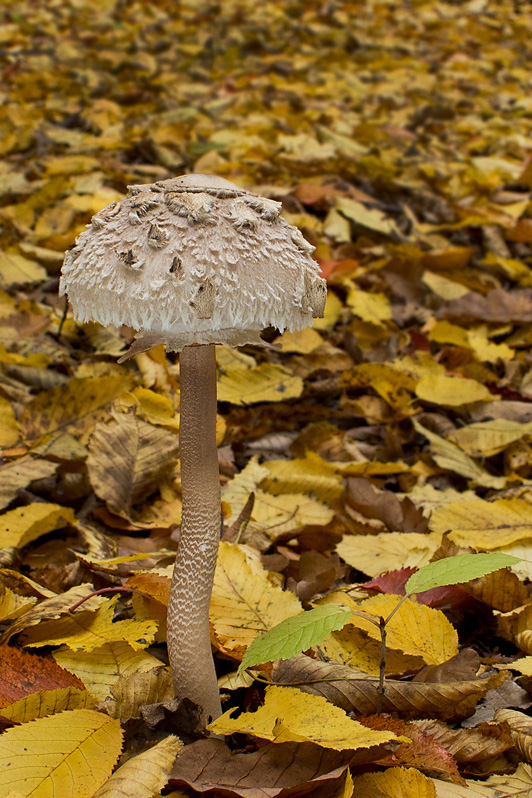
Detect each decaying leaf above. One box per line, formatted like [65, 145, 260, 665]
[53, 642, 165, 701]
[272, 656, 508, 723]
[87, 410, 179, 519]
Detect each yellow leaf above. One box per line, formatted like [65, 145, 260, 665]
[422, 271, 470, 300]
[0, 709, 123, 798]
[415, 374, 492, 406]
[502, 656, 532, 676]
[0, 455, 58, 509]
[497, 604, 532, 655]
[0, 251, 47, 286]
[346, 364, 416, 414]
[87, 411, 179, 519]
[1, 584, 104, 645]
[413, 419, 506, 489]
[207, 685, 402, 750]
[20, 375, 134, 441]
[449, 419, 532, 457]
[313, 290, 343, 331]
[44, 154, 102, 175]
[467, 327, 514, 364]
[21, 596, 157, 652]
[337, 532, 441, 578]
[92, 735, 182, 798]
[323, 208, 351, 242]
[211, 542, 302, 658]
[261, 452, 344, 504]
[433, 764, 532, 796]
[429, 497, 532, 550]
[427, 320, 470, 348]
[217, 363, 303, 405]
[215, 345, 256, 371]
[0, 580, 36, 621]
[0, 503, 75, 549]
[346, 287, 392, 326]
[353, 767, 436, 798]
[223, 456, 334, 541]
[107, 668, 174, 721]
[350, 594, 459, 665]
[274, 327, 323, 354]
[428, 320, 514, 363]
[130, 388, 179, 429]
[53, 642, 165, 701]
[0, 687, 96, 724]
[0, 396, 19, 447]
[336, 196, 398, 236]
[317, 621, 424, 677]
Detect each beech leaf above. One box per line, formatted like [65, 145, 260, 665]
[405, 553, 521, 596]
[238, 604, 354, 674]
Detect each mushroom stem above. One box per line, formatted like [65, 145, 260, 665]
[167, 343, 222, 726]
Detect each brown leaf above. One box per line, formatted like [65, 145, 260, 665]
[463, 568, 529, 613]
[346, 478, 429, 535]
[412, 719, 515, 764]
[412, 649, 481, 684]
[493, 709, 532, 764]
[443, 288, 532, 323]
[0, 645, 84, 703]
[169, 737, 385, 798]
[0, 455, 58, 511]
[87, 410, 179, 519]
[272, 655, 509, 722]
[362, 716, 464, 783]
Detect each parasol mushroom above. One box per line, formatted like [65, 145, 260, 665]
[60, 173, 327, 727]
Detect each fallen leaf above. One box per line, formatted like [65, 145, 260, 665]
[207, 685, 403, 750]
[352, 766, 437, 797]
[92, 735, 182, 798]
[0, 709, 123, 798]
[53, 642, 164, 701]
[20, 595, 157, 652]
[272, 656, 508, 722]
[87, 410, 179, 519]
[218, 363, 303, 405]
[211, 542, 302, 659]
[0, 502, 75, 549]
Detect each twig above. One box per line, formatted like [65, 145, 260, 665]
[68, 585, 166, 612]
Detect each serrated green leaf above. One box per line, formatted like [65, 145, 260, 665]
[405, 553, 521, 596]
[237, 605, 353, 674]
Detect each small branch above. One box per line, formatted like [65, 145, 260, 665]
[69, 586, 166, 613]
[384, 593, 410, 626]
[377, 615, 387, 714]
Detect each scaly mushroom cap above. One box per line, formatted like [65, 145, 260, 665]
[60, 174, 327, 356]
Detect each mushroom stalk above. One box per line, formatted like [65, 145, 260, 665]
[167, 343, 222, 725]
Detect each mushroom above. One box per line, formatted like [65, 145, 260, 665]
[60, 173, 327, 727]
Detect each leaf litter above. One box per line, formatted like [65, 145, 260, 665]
[1, 0, 532, 795]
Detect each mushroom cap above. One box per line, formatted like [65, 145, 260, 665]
[60, 174, 327, 356]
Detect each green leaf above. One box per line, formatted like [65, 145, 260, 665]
[237, 605, 353, 674]
[405, 553, 521, 596]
